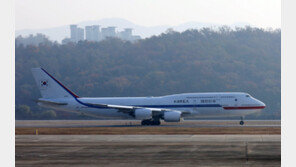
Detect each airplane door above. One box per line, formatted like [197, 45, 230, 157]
[193, 99, 198, 112]
[234, 98, 238, 107]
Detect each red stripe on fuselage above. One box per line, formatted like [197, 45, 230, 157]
[223, 106, 265, 110]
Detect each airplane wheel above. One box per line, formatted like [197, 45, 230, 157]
[142, 119, 160, 126]
[153, 120, 161, 126]
[240, 121, 244, 125]
[141, 120, 148, 125]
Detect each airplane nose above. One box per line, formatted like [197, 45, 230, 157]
[258, 100, 266, 109]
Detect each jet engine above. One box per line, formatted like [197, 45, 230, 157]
[134, 108, 152, 120]
[163, 111, 181, 122]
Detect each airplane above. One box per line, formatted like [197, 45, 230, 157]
[31, 68, 266, 126]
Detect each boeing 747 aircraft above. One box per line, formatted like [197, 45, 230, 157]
[31, 68, 266, 125]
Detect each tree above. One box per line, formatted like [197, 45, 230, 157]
[40, 110, 57, 119]
[15, 105, 33, 119]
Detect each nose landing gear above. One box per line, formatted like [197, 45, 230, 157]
[239, 120, 244, 125]
[239, 116, 244, 125]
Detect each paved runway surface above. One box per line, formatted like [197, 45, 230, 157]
[16, 135, 280, 167]
[16, 120, 281, 166]
[15, 120, 281, 135]
[16, 120, 281, 128]
[16, 134, 280, 142]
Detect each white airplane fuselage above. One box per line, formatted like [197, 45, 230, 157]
[40, 92, 265, 119]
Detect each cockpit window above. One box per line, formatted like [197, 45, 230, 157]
[246, 95, 250, 97]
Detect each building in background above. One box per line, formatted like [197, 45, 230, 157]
[119, 28, 132, 40]
[70, 25, 84, 42]
[92, 25, 101, 41]
[85, 25, 101, 41]
[15, 33, 51, 46]
[70, 25, 77, 42]
[76, 27, 84, 41]
[118, 28, 141, 42]
[62, 25, 141, 44]
[101, 26, 117, 39]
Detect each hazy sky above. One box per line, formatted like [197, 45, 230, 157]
[15, 0, 281, 30]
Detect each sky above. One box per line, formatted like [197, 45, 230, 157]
[15, 0, 281, 30]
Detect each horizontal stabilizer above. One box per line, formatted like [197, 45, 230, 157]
[36, 99, 68, 105]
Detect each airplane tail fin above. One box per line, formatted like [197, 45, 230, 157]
[31, 68, 79, 99]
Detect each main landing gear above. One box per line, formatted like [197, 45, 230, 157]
[141, 118, 161, 126]
[239, 116, 244, 125]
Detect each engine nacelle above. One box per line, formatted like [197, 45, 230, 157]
[134, 108, 152, 120]
[163, 111, 181, 122]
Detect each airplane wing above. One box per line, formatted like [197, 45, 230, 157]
[84, 102, 191, 115]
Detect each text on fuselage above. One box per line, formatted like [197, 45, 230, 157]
[174, 99, 189, 103]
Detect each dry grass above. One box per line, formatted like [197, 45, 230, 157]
[15, 126, 280, 135]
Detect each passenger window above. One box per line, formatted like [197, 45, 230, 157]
[235, 99, 237, 101]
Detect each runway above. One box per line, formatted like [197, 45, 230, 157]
[15, 120, 280, 135]
[15, 120, 281, 166]
[15, 120, 281, 128]
[16, 134, 280, 142]
[16, 135, 280, 167]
